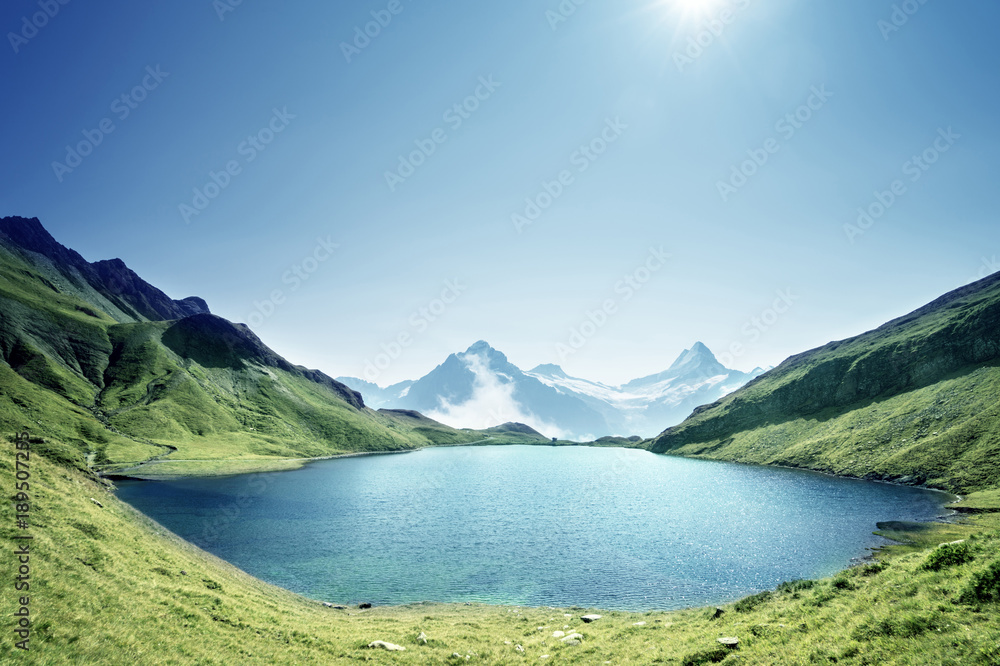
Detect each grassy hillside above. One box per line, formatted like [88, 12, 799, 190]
[4, 438, 1000, 665]
[650, 273, 1000, 493]
[0, 223, 497, 477]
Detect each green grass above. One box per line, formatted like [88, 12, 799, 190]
[5, 439, 1000, 665]
[651, 273, 1000, 493]
[650, 363, 1000, 494]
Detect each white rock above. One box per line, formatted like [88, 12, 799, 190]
[417, 632, 427, 644]
[581, 614, 602, 623]
[368, 641, 405, 651]
[515, 644, 525, 653]
[561, 633, 583, 644]
[633, 621, 646, 626]
[552, 631, 565, 638]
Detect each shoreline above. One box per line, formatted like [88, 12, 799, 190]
[104, 443, 975, 616]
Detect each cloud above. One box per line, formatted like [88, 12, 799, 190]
[425, 351, 570, 439]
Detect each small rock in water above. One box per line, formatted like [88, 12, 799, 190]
[581, 614, 602, 623]
[368, 641, 405, 651]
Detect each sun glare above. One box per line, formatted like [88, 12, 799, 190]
[668, 0, 723, 19]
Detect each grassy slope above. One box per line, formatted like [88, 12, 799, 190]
[0, 246, 494, 477]
[4, 440, 1000, 665]
[650, 274, 1000, 494]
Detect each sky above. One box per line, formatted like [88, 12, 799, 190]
[1, 0, 998, 387]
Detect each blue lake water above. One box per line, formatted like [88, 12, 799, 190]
[114, 445, 951, 611]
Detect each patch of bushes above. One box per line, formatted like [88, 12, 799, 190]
[860, 561, 888, 576]
[733, 590, 772, 613]
[959, 560, 1000, 604]
[851, 613, 938, 641]
[921, 542, 974, 571]
[776, 579, 815, 594]
[681, 645, 729, 666]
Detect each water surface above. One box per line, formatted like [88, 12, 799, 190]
[115, 446, 949, 610]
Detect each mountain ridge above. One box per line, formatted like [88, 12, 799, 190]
[650, 271, 1000, 493]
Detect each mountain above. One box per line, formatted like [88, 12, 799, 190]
[0, 216, 491, 474]
[339, 340, 765, 440]
[650, 271, 1000, 493]
[343, 340, 613, 440]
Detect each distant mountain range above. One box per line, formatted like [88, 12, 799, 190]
[338, 341, 766, 440]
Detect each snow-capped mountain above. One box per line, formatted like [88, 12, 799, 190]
[338, 341, 766, 441]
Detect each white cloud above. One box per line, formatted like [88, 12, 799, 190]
[425, 351, 570, 439]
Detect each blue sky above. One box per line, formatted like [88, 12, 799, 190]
[1, 0, 998, 386]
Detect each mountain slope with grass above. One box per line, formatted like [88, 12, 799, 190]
[649, 272, 1000, 493]
[0, 217, 494, 477]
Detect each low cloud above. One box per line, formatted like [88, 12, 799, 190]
[426, 352, 569, 439]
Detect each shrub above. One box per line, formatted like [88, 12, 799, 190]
[733, 590, 772, 613]
[959, 560, 1000, 604]
[681, 645, 729, 666]
[776, 579, 815, 594]
[921, 542, 974, 571]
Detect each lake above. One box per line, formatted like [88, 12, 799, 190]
[115, 445, 951, 611]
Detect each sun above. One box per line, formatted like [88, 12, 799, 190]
[666, 0, 724, 18]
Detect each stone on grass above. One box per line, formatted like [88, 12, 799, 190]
[718, 637, 740, 648]
[358, 602, 372, 609]
[710, 607, 725, 620]
[552, 631, 565, 638]
[368, 641, 405, 651]
[417, 632, 428, 644]
[322, 602, 334, 608]
[561, 633, 583, 646]
[581, 614, 602, 623]
[633, 621, 646, 626]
